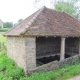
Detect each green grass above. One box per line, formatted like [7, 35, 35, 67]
[0, 28, 9, 32]
[0, 30, 6, 43]
[0, 49, 80, 80]
[0, 35, 6, 43]
[1, 28, 80, 79]
[25, 63, 80, 80]
[0, 52, 25, 80]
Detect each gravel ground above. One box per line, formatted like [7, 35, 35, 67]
[67, 75, 80, 80]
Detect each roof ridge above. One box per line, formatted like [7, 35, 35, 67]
[20, 6, 45, 35]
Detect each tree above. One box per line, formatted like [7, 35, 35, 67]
[18, 19, 23, 23]
[34, 0, 80, 19]
[54, 0, 80, 19]
[3, 22, 13, 28]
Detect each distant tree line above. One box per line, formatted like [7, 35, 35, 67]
[3, 19, 23, 28]
[3, 22, 13, 28]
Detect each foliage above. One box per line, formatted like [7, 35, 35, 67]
[0, 29, 6, 43]
[0, 28, 9, 43]
[3, 22, 13, 28]
[0, 50, 80, 80]
[54, 0, 79, 18]
[1, 44, 80, 80]
[18, 19, 23, 23]
[0, 26, 2, 29]
[34, 0, 80, 19]
[0, 53, 25, 80]
[0, 28, 9, 32]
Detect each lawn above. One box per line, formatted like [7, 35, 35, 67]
[0, 28, 8, 43]
[0, 32, 6, 42]
[0, 28, 9, 32]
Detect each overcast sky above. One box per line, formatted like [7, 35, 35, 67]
[0, 0, 52, 23]
[0, 0, 80, 23]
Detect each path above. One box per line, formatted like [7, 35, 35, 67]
[67, 75, 80, 80]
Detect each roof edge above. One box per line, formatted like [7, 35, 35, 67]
[20, 6, 46, 35]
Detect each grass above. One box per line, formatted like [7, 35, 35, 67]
[0, 33, 6, 42]
[1, 28, 80, 80]
[0, 47, 80, 80]
[0, 28, 9, 32]
[26, 63, 80, 80]
[0, 28, 7, 42]
[0, 51, 25, 80]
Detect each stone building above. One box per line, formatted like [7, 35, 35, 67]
[0, 19, 3, 29]
[4, 7, 80, 74]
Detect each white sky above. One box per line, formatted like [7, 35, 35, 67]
[0, 0, 79, 23]
[0, 0, 52, 23]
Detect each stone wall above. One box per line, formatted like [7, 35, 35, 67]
[36, 37, 79, 59]
[27, 60, 59, 75]
[7, 36, 36, 73]
[36, 37, 61, 58]
[7, 36, 80, 75]
[7, 37, 27, 71]
[27, 55, 80, 75]
[65, 37, 79, 56]
[25, 37, 36, 69]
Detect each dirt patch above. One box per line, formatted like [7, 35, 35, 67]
[67, 75, 80, 80]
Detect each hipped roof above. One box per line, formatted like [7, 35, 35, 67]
[4, 7, 80, 37]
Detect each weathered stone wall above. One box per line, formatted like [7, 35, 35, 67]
[27, 55, 80, 75]
[7, 37, 27, 71]
[36, 37, 79, 58]
[59, 55, 79, 65]
[7, 37, 36, 73]
[27, 60, 59, 75]
[36, 37, 61, 58]
[25, 37, 36, 69]
[65, 37, 79, 56]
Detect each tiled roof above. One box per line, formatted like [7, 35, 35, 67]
[4, 7, 80, 37]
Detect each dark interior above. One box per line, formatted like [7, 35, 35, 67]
[65, 37, 79, 56]
[36, 37, 61, 58]
[36, 37, 79, 65]
[37, 54, 71, 64]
